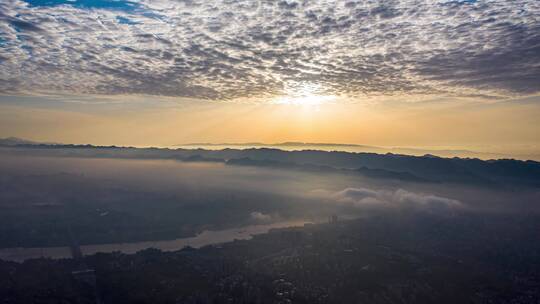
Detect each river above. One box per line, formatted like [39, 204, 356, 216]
[0, 220, 310, 262]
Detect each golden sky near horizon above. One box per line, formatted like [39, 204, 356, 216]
[1, 94, 539, 159]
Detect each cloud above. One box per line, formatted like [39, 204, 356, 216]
[250, 211, 273, 222]
[313, 187, 463, 213]
[0, 0, 539, 101]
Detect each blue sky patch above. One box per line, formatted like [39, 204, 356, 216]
[23, 0, 141, 12]
[116, 16, 139, 25]
[20, 45, 34, 55]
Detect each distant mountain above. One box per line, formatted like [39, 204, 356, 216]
[176, 142, 374, 148]
[1, 139, 539, 188]
[0, 137, 41, 146]
[0, 137, 60, 146]
[226, 157, 431, 183]
[175, 142, 530, 161]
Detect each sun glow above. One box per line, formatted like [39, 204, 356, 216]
[272, 81, 337, 106]
[273, 94, 336, 106]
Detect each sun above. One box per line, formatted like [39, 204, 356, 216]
[274, 94, 336, 106]
[272, 81, 336, 106]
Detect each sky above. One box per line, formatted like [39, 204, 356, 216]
[0, 0, 539, 157]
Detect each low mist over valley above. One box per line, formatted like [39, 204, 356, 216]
[1, 139, 539, 250]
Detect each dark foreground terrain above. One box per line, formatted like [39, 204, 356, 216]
[2, 211, 539, 304]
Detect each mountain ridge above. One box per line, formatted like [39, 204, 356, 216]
[1, 137, 539, 188]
